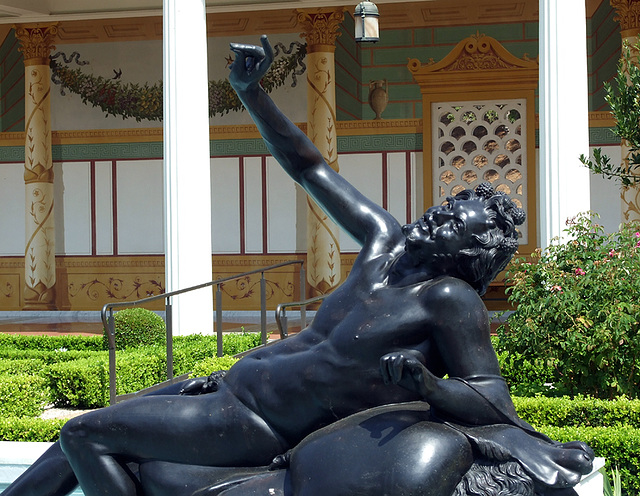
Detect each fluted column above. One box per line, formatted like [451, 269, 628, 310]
[611, 0, 640, 222]
[15, 23, 58, 310]
[297, 8, 344, 296]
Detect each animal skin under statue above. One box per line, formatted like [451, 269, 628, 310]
[1, 36, 593, 496]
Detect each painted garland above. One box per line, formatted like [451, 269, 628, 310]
[49, 42, 307, 122]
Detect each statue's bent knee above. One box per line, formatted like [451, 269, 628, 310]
[59, 414, 101, 457]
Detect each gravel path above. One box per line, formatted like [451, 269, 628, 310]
[40, 406, 96, 420]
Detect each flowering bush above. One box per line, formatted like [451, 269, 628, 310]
[496, 213, 640, 399]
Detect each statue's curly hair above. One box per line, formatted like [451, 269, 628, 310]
[452, 459, 535, 496]
[449, 183, 525, 295]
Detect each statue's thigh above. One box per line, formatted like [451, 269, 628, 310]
[290, 418, 473, 496]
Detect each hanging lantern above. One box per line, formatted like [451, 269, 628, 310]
[354, 1, 379, 43]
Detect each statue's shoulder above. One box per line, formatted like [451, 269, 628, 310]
[416, 276, 483, 308]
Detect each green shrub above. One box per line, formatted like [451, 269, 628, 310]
[44, 350, 171, 408]
[0, 417, 67, 442]
[498, 214, 640, 399]
[0, 333, 103, 352]
[540, 425, 640, 496]
[0, 358, 46, 376]
[495, 347, 557, 397]
[2, 332, 260, 409]
[218, 332, 262, 355]
[513, 396, 640, 429]
[0, 374, 49, 417]
[103, 308, 166, 350]
[45, 356, 109, 409]
[0, 348, 102, 365]
[115, 350, 166, 396]
[190, 355, 239, 378]
[172, 333, 260, 375]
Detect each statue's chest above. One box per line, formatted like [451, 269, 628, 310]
[324, 285, 431, 357]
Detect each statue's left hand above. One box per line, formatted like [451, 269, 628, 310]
[229, 35, 274, 92]
[380, 352, 435, 398]
[179, 371, 226, 395]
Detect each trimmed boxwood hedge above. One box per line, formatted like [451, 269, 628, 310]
[190, 355, 239, 377]
[0, 417, 67, 442]
[0, 333, 103, 351]
[0, 374, 49, 417]
[0, 332, 261, 409]
[103, 308, 166, 350]
[540, 425, 640, 495]
[514, 395, 640, 428]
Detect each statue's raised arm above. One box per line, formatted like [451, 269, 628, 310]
[229, 35, 399, 247]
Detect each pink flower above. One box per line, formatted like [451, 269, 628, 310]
[550, 285, 563, 293]
[609, 249, 617, 257]
[575, 268, 586, 276]
[635, 232, 640, 238]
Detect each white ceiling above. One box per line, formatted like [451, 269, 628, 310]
[0, 0, 422, 24]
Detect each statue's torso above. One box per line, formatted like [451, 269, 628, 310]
[224, 251, 449, 445]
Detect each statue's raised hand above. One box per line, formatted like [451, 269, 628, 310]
[229, 35, 274, 92]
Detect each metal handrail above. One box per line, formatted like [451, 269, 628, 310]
[101, 260, 305, 405]
[275, 294, 327, 339]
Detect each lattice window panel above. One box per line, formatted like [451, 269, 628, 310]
[432, 99, 528, 244]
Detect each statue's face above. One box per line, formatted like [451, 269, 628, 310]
[402, 198, 495, 267]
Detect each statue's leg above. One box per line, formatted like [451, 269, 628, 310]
[138, 461, 281, 496]
[213, 470, 290, 496]
[59, 383, 286, 496]
[0, 442, 77, 496]
[0, 378, 201, 496]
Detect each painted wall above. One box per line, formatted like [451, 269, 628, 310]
[587, 0, 620, 112]
[49, 33, 307, 131]
[0, 3, 631, 310]
[336, 21, 539, 122]
[0, 31, 23, 132]
[0, 148, 420, 257]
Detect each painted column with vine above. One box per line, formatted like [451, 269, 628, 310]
[297, 8, 344, 296]
[15, 23, 58, 309]
[611, 0, 640, 222]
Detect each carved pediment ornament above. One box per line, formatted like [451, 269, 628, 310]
[611, 0, 640, 34]
[409, 32, 537, 76]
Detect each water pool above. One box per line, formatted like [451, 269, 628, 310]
[0, 442, 84, 495]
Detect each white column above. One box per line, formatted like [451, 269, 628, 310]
[538, 0, 591, 248]
[163, 0, 214, 335]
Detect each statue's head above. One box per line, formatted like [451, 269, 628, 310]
[402, 183, 525, 295]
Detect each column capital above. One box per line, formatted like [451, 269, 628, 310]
[611, 0, 640, 38]
[296, 8, 346, 53]
[13, 23, 58, 66]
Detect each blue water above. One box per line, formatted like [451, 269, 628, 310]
[0, 467, 84, 495]
[0, 482, 84, 495]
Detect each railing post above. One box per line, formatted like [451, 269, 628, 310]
[281, 308, 288, 338]
[165, 297, 174, 382]
[107, 308, 116, 406]
[260, 272, 267, 345]
[216, 283, 223, 357]
[300, 263, 306, 328]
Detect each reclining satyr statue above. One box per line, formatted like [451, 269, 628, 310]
[2, 36, 593, 496]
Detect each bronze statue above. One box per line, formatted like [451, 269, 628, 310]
[2, 36, 593, 496]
